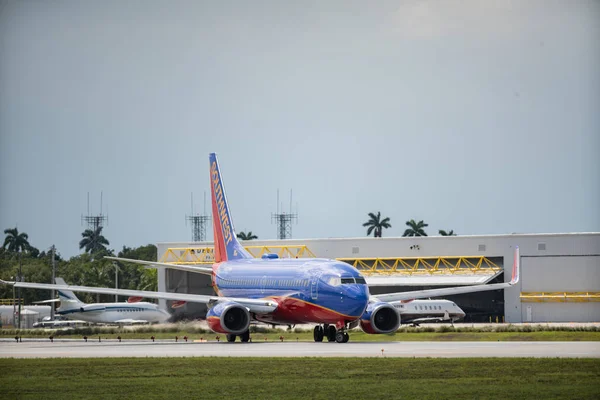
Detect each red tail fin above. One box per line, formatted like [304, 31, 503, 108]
[209, 153, 252, 263]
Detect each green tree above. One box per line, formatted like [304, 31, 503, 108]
[118, 244, 157, 262]
[237, 231, 258, 240]
[403, 219, 428, 237]
[114, 244, 158, 301]
[57, 254, 95, 303]
[439, 229, 456, 236]
[3, 227, 30, 253]
[363, 212, 392, 238]
[0, 253, 54, 306]
[3, 227, 32, 328]
[79, 227, 110, 255]
[84, 259, 114, 303]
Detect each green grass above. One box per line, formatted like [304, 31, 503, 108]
[3, 329, 600, 342]
[1, 358, 599, 400]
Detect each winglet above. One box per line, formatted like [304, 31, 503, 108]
[209, 153, 252, 263]
[510, 246, 520, 284]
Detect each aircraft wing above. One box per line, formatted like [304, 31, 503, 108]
[105, 256, 213, 276]
[0, 280, 277, 314]
[373, 247, 520, 303]
[114, 319, 150, 324]
[33, 298, 61, 304]
[403, 316, 448, 324]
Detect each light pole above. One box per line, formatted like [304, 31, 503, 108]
[113, 262, 119, 302]
[12, 279, 16, 327]
[17, 252, 22, 329]
[50, 245, 56, 320]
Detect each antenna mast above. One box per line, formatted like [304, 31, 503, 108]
[186, 192, 210, 242]
[271, 189, 298, 239]
[81, 191, 108, 230]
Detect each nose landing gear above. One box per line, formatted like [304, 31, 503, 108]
[335, 330, 349, 343]
[314, 324, 350, 343]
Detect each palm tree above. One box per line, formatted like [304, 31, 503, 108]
[79, 226, 110, 254]
[403, 219, 428, 237]
[85, 261, 113, 303]
[439, 229, 456, 236]
[363, 212, 392, 238]
[3, 227, 30, 253]
[3, 227, 31, 328]
[237, 231, 258, 240]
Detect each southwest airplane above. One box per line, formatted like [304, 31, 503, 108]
[1, 153, 520, 343]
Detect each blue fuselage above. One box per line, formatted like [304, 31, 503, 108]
[213, 258, 370, 324]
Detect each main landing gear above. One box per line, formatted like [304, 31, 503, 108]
[226, 330, 250, 343]
[314, 324, 349, 343]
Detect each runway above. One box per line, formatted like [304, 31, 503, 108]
[1, 340, 599, 358]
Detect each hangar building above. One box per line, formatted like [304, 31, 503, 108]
[156, 232, 600, 323]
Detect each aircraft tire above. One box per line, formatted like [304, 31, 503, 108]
[326, 325, 337, 342]
[342, 332, 349, 343]
[335, 331, 345, 343]
[240, 330, 250, 343]
[226, 334, 236, 343]
[313, 326, 324, 342]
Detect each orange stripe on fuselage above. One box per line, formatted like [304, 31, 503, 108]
[263, 296, 360, 325]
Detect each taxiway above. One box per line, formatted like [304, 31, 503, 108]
[1, 340, 598, 358]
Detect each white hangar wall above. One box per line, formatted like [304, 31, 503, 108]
[157, 232, 600, 323]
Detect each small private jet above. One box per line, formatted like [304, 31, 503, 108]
[394, 299, 466, 326]
[35, 278, 170, 325]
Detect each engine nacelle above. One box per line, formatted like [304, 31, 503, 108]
[206, 301, 250, 335]
[359, 302, 400, 334]
[79, 305, 106, 313]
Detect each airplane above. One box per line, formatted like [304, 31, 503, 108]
[0, 153, 520, 343]
[33, 278, 171, 325]
[393, 299, 466, 326]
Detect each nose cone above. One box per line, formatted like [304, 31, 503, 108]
[158, 309, 171, 323]
[342, 284, 370, 317]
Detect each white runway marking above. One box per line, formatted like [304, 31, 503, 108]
[1, 340, 599, 358]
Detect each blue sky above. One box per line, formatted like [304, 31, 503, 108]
[1, 0, 599, 258]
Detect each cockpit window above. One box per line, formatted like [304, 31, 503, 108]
[341, 278, 355, 284]
[355, 277, 366, 284]
[328, 277, 341, 286]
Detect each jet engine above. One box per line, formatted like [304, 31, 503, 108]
[206, 301, 250, 335]
[78, 304, 106, 313]
[359, 302, 400, 334]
